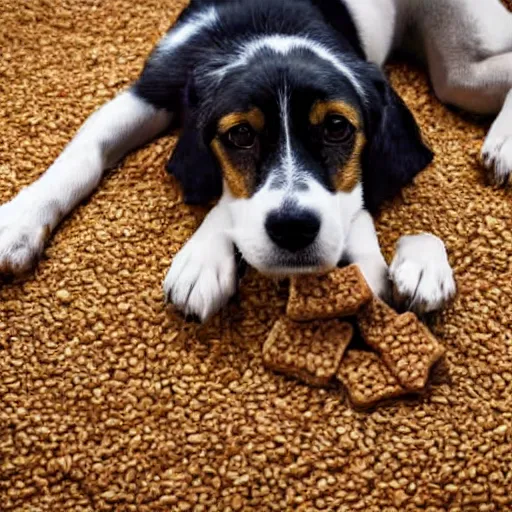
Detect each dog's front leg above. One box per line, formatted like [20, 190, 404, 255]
[0, 89, 170, 274]
[345, 211, 456, 313]
[164, 190, 237, 322]
[344, 209, 391, 301]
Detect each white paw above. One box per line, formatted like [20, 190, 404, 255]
[163, 234, 237, 322]
[482, 134, 512, 186]
[389, 233, 456, 314]
[0, 197, 52, 274]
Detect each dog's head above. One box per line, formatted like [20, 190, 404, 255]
[167, 39, 432, 275]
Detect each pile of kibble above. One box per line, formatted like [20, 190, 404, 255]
[1, 0, 512, 509]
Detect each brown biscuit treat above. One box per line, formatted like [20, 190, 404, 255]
[357, 298, 445, 391]
[263, 317, 353, 386]
[337, 350, 407, 408]
[287, 264, 372, 321]
[357, 296, 399, 341]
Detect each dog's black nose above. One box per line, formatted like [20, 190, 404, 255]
[265, 209, 320, 252]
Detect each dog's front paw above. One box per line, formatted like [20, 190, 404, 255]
[163, 235, 237, 322]
[482, 124, 512, 186]
[389, 233, 456, 315]
[481, 89, 512, 187]
[0, 198, 51, 274]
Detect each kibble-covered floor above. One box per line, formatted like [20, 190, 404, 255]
[1, 0, 512, 510]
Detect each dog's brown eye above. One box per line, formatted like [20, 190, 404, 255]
[323, 114, 354, 144]
[227, 124, 256, 149]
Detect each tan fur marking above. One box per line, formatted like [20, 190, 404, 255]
[210, 138, 249, 198]
[218, 108, 265, 134]
[309, 100, 360, 129]
[336, 132, 366, 192]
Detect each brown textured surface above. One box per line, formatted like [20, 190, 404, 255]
[358, 298, 445, 391]
[1, 0, 512, 510]
[262, 318, 353, 386]
[337, 350, 407, 409]
[287, 264, 372, 321]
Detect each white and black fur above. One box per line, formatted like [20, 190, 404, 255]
[2, 0, 511, 321]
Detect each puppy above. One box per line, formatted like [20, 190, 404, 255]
[2, 0, 510, 321]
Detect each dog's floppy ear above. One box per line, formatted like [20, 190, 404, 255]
[166, 73, 222, 205]
[361, 77, 433, 214]
[166, 122, 223, 205]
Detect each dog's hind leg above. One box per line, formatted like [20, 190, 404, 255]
[436, 52, 512, 186]
[0, 89, 171, 274]
[482, 83, 512, 187]
[417, 0, 512, 185]
[432, 51, 512, 185]
[432, 53, 512, 116]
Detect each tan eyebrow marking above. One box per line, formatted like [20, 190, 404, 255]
[309, 100, 360, 129]
[218, 107, 265, 134]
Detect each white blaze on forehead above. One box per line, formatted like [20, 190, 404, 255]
[278, 87, 295, 188]
[214, 34, 365, 99]
[157, 7, 218, 55]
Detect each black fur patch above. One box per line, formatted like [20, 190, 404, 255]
[360, 74, 434, 213]
[134, 0, 432, 208]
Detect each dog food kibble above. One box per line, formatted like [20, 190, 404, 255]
[336, 350, 407, 408]
[55, 289, 72, 303]
[263, 317, 353, 386]
[287, 264, 372, 321]
[357, 298, 445, 391]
